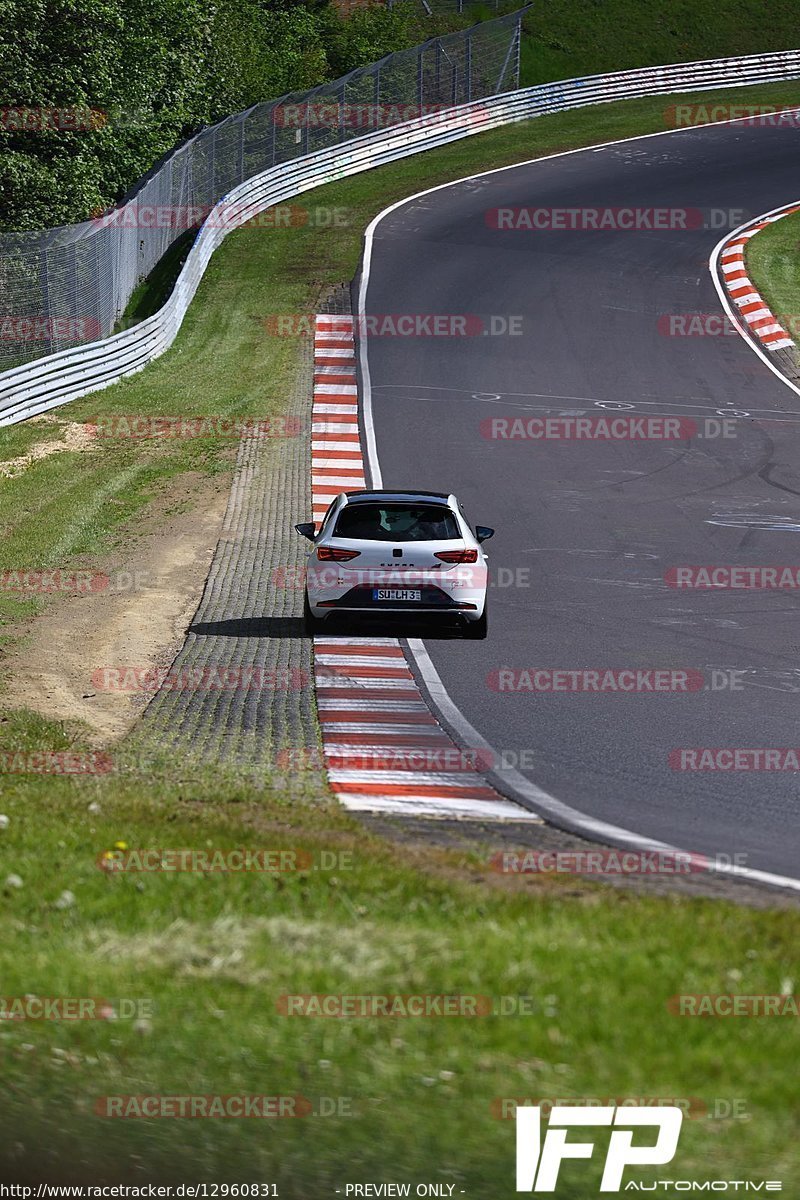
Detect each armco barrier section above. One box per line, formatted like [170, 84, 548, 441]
[3, 46, 800, 426]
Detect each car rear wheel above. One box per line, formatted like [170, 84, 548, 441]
[303, 592, 325, 637]
[463, 607, 487, 640]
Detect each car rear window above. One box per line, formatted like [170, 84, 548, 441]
[333, 503, 460, 542]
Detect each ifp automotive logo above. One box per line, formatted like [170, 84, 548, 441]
[515, 1105, 682, 1192]
[514, 1105, 783, 1192]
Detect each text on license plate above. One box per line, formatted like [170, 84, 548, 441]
[373, 588, 422, 602]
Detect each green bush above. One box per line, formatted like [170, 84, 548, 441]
[0, 0, 435, 230]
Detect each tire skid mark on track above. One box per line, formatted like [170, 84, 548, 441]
[310, 314, 537, 820]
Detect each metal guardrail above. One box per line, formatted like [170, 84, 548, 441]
[3, 45, 800, 426]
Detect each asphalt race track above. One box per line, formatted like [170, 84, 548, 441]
[359, 117, 800, 880]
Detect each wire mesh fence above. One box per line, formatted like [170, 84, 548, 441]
[0, 10, 523, 371]
[390, 0, 507, 12]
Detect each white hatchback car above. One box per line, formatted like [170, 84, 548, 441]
[294, 490, 494, 638]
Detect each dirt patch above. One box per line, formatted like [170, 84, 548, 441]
[3, 472, 231, 741]
[0, 416, 96, 478]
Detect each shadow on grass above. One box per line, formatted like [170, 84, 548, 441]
[113, 228, 197, 331]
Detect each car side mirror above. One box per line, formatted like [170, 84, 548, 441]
[294, 522, 316, 541]
[475, 526, 495, 543]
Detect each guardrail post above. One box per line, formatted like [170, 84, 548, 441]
[515, 14, 522, 88]
[207, 127, 216, 206]
[496, 13, 523, 93]
[91, 229, 105, 336]
[68, 243, 79, 353]
[465, 28, 472, 103]
[238, 117, 245, 184]
[186, 147, 194, 219]
[38, 242, 52, 357]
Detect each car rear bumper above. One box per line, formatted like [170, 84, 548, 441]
[307, 582, 486, 620]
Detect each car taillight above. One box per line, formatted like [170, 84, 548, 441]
[435, 548, 478, 564]
[317, 546, 361, 562]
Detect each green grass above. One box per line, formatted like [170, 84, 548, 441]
[0, 712, 798, 1188]
[518, 0, 800, 87]
[745, 207, 800, 364]
[2, 83, 800, 1187]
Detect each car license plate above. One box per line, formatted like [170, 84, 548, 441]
[373, 588, 421, 602]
